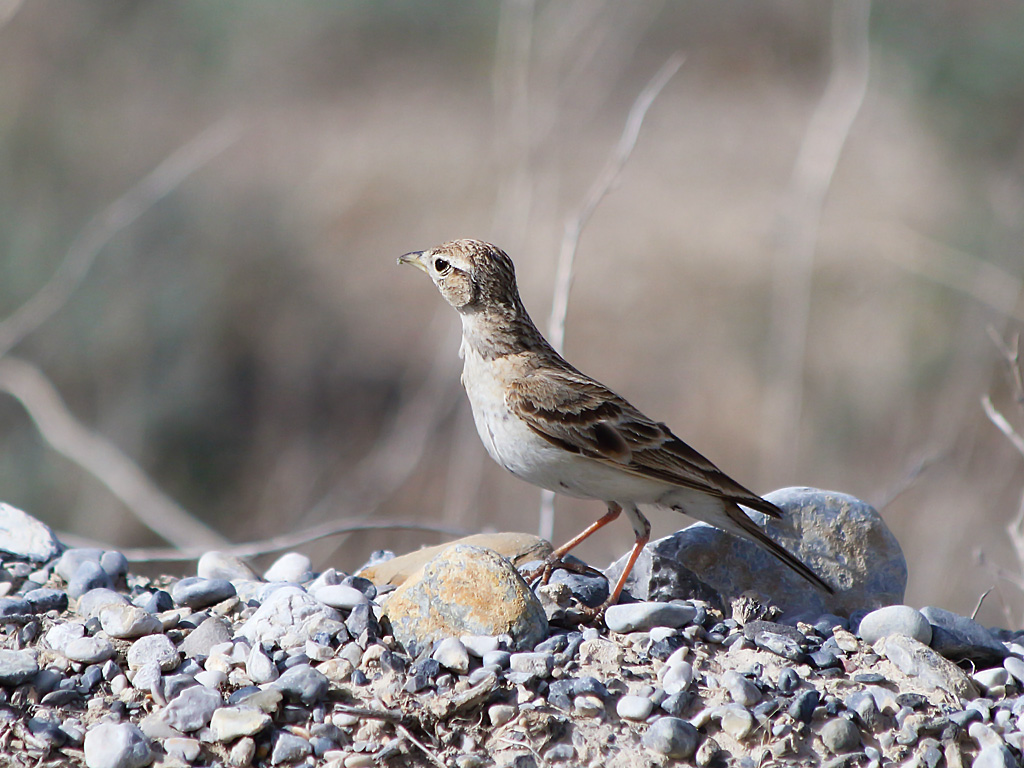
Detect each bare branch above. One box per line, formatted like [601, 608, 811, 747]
[546, 53, 683, 353]
[0, 120, 240, 360]
[538, 53, 682, 540]
[0, 356, 228, 549]
[762, 0, 871, 479]
[62, 518, 470, 563]
[982, 394, 1024, 460]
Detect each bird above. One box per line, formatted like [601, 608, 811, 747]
[398, 238, 833, 612]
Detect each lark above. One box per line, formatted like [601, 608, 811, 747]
[399, 239, 832, 611]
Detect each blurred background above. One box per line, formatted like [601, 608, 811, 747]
[1, 1, 1023, 626]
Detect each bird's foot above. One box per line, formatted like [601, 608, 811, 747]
[519, 554, 605, 588]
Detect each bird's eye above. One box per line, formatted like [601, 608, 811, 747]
[434, 258, 451, 274]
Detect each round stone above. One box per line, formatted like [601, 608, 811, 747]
[160, 685, 222, 732]
[68, 561, 113, 600]
[77, 588, 130, 618]
[719, 705, 755, 740]
[271, 732, 312, 764]
[721, 670, 761, 707]
[312, 584, 368, 610]
[127, 634, 179, 672]
[661, 661, 693, 696]
[857, 605, 932, 645]
[432, 637, 470, 675]
[180, 617, 233, 658]
[616, 694, 654, 721]
[83, 722, 152, 768]
[271, 664, 329, 706]
[64, 636, 115, 664]
[461, 634, 500, 657]
[820, 717, 861, 754]
[641, 716, 698, 759]
[56, 548, 105, 581]
[604, 602, 696, 633]
[0, 650, 38, 685]
[210, 707, 272, 742]
[263, 552, 314, 584]
[197, 551, 258, 581]
[0, 503, 63, 562]
[171, 577, 236, 609]
[1004, 656, 1024, 685]
[246, 644, 279, 684]
[24, 588, 69, 614]
[99, 605, 163, 639]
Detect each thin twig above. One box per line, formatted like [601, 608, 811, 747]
[0, 119, 240, 360]
[396, 724, 447, 768]
[63, 518, 470, 563]
[0, 356, 228, 549]
[762, 0, 871, 479]
[539, 53, 683, 540]
[970, 587, 994, 622]
[546, 52, 683, 353]
[981, 395, 1024, 459]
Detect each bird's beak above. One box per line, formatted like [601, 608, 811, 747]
[397, 250, 429, 274]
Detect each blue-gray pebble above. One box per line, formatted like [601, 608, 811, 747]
[171, 577, 236, 609]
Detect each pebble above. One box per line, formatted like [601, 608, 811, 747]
[0, 502, 63, 562]
[69, 560, 114, 599]
[171, 577, 237, 609]
[0, 649, 38, 685]
[127, 634, 179, 672]
[83, 722, 152, 768]
[974, 745, 1019, 768]
[616, 694, 654, 721]
[65, 636, 115, 664]
[721, 670, 761, 706]
[661, 661, 694, 695]
[246, 643, 280, 684]
[271, 731, 312, 764]
[642, 716, 698, 759]
[313, 584, 369, 610]
[180, 616, 233, 658]
[462, 634, 501, 657]
[1004, 656, 1024, 685]
[509, 652, 554, 678]
[263, 552, 314, 583]
[77, 588, 130, 619]
[160, 685, 222, 732]
[920, 605, 1008, 666]
[211, 706, 272, 741]
[433, 637, 471, 675]
[272, 664, 329, 706]
[99, 605, 162, 639]
[857, 605, 932, 645]
[604, 601, 696, 633]
[197, 551, 258, 581]
[718, 705, 755, 740]
[820, 717, 861, 754]
[25, 587, 69, 613]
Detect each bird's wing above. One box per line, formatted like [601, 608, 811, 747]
[506, 366, 779, 516]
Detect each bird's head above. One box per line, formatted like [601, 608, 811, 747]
[398, 239, 520, 313]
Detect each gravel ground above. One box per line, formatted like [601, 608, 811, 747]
[0, 505, 1021, 768]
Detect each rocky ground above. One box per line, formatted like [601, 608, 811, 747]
[0, 498, 1021, 768]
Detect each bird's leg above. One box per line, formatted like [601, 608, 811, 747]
[577, 505, 650, 623]
[520, 502, 623, 587]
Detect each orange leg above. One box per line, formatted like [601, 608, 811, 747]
[605, 506, 651, 607]
[521, 503, 623, 587]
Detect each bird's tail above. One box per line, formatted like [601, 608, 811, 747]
[724, 504, 835, 595]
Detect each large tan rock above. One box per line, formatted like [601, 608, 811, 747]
[383, 544, 548, 656]
[358, 532, 551, 587]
